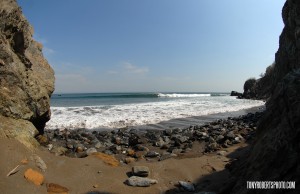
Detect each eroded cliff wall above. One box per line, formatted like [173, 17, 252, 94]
[0, 0, 55, 148]
[229, 0, 300, 193]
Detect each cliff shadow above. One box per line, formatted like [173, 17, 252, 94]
[163, 144, 252, 194]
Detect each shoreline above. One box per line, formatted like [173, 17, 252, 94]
[42, 105, 265, 161]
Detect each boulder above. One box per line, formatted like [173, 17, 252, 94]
[0, 0, 55, 148]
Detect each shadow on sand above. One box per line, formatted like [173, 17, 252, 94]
[164, 144, 252, 194]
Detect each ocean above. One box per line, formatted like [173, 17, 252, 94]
[46, 92, 265, 130]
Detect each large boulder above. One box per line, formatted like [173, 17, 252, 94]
[0, 0, 55, 147]
[228, 0, 300, 193]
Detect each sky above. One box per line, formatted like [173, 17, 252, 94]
[18, 0, 285, 93]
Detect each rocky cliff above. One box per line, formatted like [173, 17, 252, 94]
[228, 0, 300, 193]
[0, 0, 55, 148]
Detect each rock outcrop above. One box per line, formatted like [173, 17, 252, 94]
[0, 0, 55, 148]
[228, 0, 300, 193]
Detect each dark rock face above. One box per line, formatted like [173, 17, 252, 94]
[230, 91, 242, 98]
[0, 0, 55, 148]
[229, 1, 300, 193]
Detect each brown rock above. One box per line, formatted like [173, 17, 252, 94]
[24, 168, 44, 185]
[124, 157, 136, 164]
[47, 183, 69, 194]
[127, 148, 135, 156]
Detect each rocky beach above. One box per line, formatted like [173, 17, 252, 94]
[1, 0, 300, 193]
[1, 108, 264, 194]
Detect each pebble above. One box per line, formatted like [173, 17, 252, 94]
[146, 151, 160, 158]
[86, 147, 97, 155]
[24, 168, 44, 186]
[178, 181, 195, 192]
[124, 157, 136, 164]
[126, 176, 158, 187]
[132, 166, 150, 177]
[30, 154, 47, 172]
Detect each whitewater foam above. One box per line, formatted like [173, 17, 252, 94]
[46, 96, 265, 130]
[157, 93, 211, 98]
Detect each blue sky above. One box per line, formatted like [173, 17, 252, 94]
[18, 0, 285, 93]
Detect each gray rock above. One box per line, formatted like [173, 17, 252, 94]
[146, 151, 160, 158]
[178, 181, 195, 192]
[226, 131, 235, 139]
[30, 154, 47, 172]
[86, 147, 97, 155]
[217, 150, 227, 156]
[126, 176, 158, 187]
[132, 166, 150, 177]
[51, 146, 68, 156]
[94, 142, 104, 149]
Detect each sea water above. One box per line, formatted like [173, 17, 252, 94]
[46, 92, 265, 130]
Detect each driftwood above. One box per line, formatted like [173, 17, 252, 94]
[6, 165, 20, 177]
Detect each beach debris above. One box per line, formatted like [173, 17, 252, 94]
[7, 158, 29, 177]
[47, 183, 69, 194]
[24, 168, 44, 186]
[126, 176, 158, 187]
[91, 152, 119, 167]
[6, 165, 20, 177]
[132, 166, 150, 177]
[178, 181, 195, 192]
[30, 154, 47, 172]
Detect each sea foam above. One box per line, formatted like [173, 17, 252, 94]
[46, 96, 265, 130]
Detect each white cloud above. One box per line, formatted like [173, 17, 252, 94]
[107, 62, 149, 75]
[122, 62, 149, 74]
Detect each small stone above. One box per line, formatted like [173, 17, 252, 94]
[178, 181, 195, 192]
[51, 146, 68, 156]
[146, 151, 160, 158]
[126, 176, 158, 187]
[86, 148, 97, 155]
[217, 150, 227, 156]
[93, 184, 99, 188]
[136, 145, 149, 152]
[134, 151, 146, 159]
[124, 157, 136, 164]
[30, 155, 47, 172]
[66, 143, 74, 149]
[132, 166, 150, 177]
[226, 131, 235, 139]
[127, 148, 135, 156]
[36, 134, 48, 145]
[94, 142, 104, 149]
[47, 144, 54, 151]
[24, 168, 44, 186]
[47, 183, 69, 194]
[20, 158, 28, 165]
[194, 192, 216, 194]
